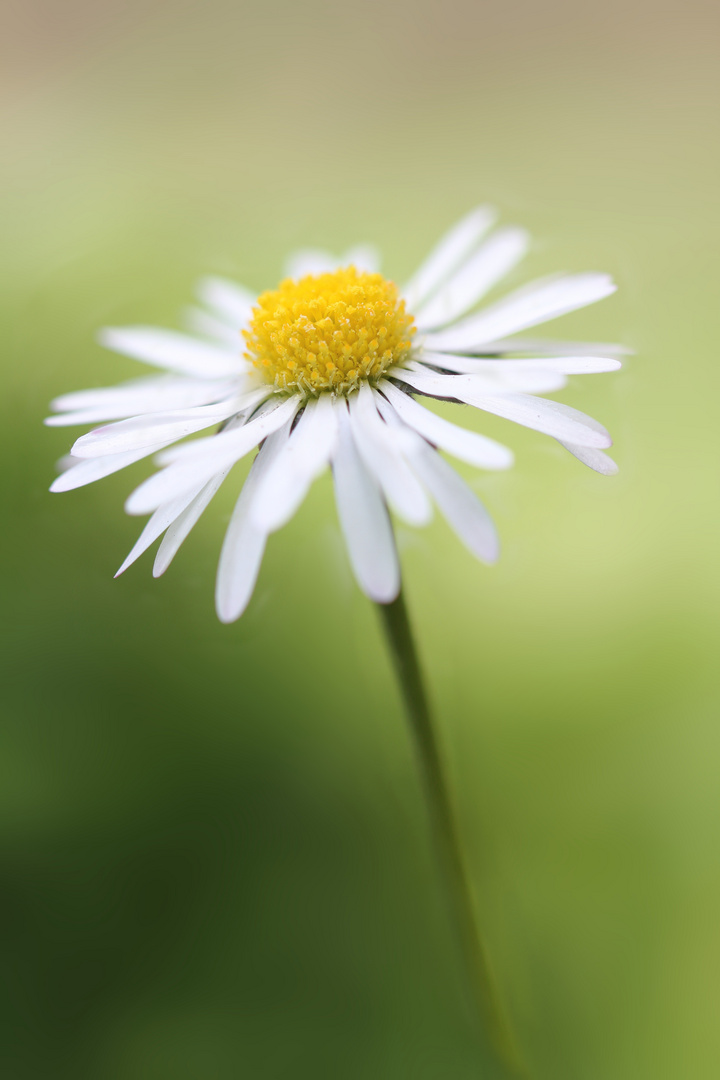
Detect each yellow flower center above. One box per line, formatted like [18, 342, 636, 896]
[243, 267, 416, 396]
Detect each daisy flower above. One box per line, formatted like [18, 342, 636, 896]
[47, 208, 622, 622]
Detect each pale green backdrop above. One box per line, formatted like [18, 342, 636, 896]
[2, 0, 719, 1076]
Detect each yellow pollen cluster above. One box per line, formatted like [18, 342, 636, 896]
[243, 267, 416, 396]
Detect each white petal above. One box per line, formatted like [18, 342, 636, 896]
[185, 306, 246, 349]
[250, 394, 338, 533]
[283, 245, 380, 280]
[283, 249, 341, 279]
[402, 207, 497, 311]
[406, 357, 567, 395]
[348, 386, 432, 526]
[153, 469, 230, 577]
[471, 394, 611, 448]
[155, 391, 282, 466]
[55, 454, 78, 474]
[50, 376, 230, 413]
[516, 356, 621, 375]
[99, 327, 243, 378]
[414, 227, 529, 330]
[46, 376, 239, 427]
[480, 336, 631, 357]
[375, 381, 513, 470]
[196, 277, 255, 326]
[404, 438, 498, 563]
[115, 485, 210, 577]
[332, 403, 400, 604]
[423, 273, 617, 352]
[558, 441, 619, 475]
[417, 352, 621, 375]
[70, 397, 247, 458]
[391, 367, 611, 448]
[49, 441, 175, 493]
[215, 426, 291, 623]
[125, 395, 300, 514]
[342, 244, 381, 273]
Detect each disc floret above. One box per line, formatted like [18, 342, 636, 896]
[244, 267, 416, 396]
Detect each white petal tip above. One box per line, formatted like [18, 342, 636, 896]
[50, 472, 83, 493]
[124, 494, 153, 516]
[97, 327, 119, 348]
[69, 430, 108, 457]
[583, 273, 617, 297]
[494, 450, 515, 470]
[67, 445, 94, 460]
[115, 548, 147, 577]
[585, 454, 619, 476]
[560, 441, 619, 474]
[470, 536, 500, 565]
[248, 505, 284, 534]
[215, 603, 246, 624]
[411, 508, 435, 528]
[368, 584, 402, 606]
[258, 515, 288, 535]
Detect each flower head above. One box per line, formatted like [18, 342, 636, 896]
[244, 267, 416, 395]
[47, 208, 623, 621]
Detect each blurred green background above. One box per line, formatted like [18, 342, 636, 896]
[2, 0, 719, 1076]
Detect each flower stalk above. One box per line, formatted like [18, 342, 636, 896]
[377, 590, 523, 1077]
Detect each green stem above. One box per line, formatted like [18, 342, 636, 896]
[377, 590, 523, 1077]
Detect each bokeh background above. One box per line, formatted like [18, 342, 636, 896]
[2, 0, 719, 1076]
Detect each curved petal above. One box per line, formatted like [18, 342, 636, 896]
[115, 484, 213, 577]
[70, 396, 247, 458]
[215, 425, 292, 623]
[349, 386, 432, 526]
[250, 394, 338, 533]
[406, 358, 567, 395]
[342, 244, 381, 273]
[558, 440, 619, 475]
[414, 227, 529, 330]
[402, 207, 497, 310]
[283, 249, 341, 279]
[185, 306, 246, 349]
[125, 395, 299, 514]
[408, 441, 499, 563]
[375, 401, 499, 562]
[392, 367, 611, 448]
[417, 351, 622, 375]
[49, 440, 176, 493]
[284, 244, 380, 281]
[196, 277, 255, 326]
[46, 376, 239, 427]
[423, 273, 617, 353]
[332, 402, 400, 603]
[478, 336, 631, 357]
[375, 381, 513, 470]
[99, 327, 244, 378]
[153, 469, 231, 577]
